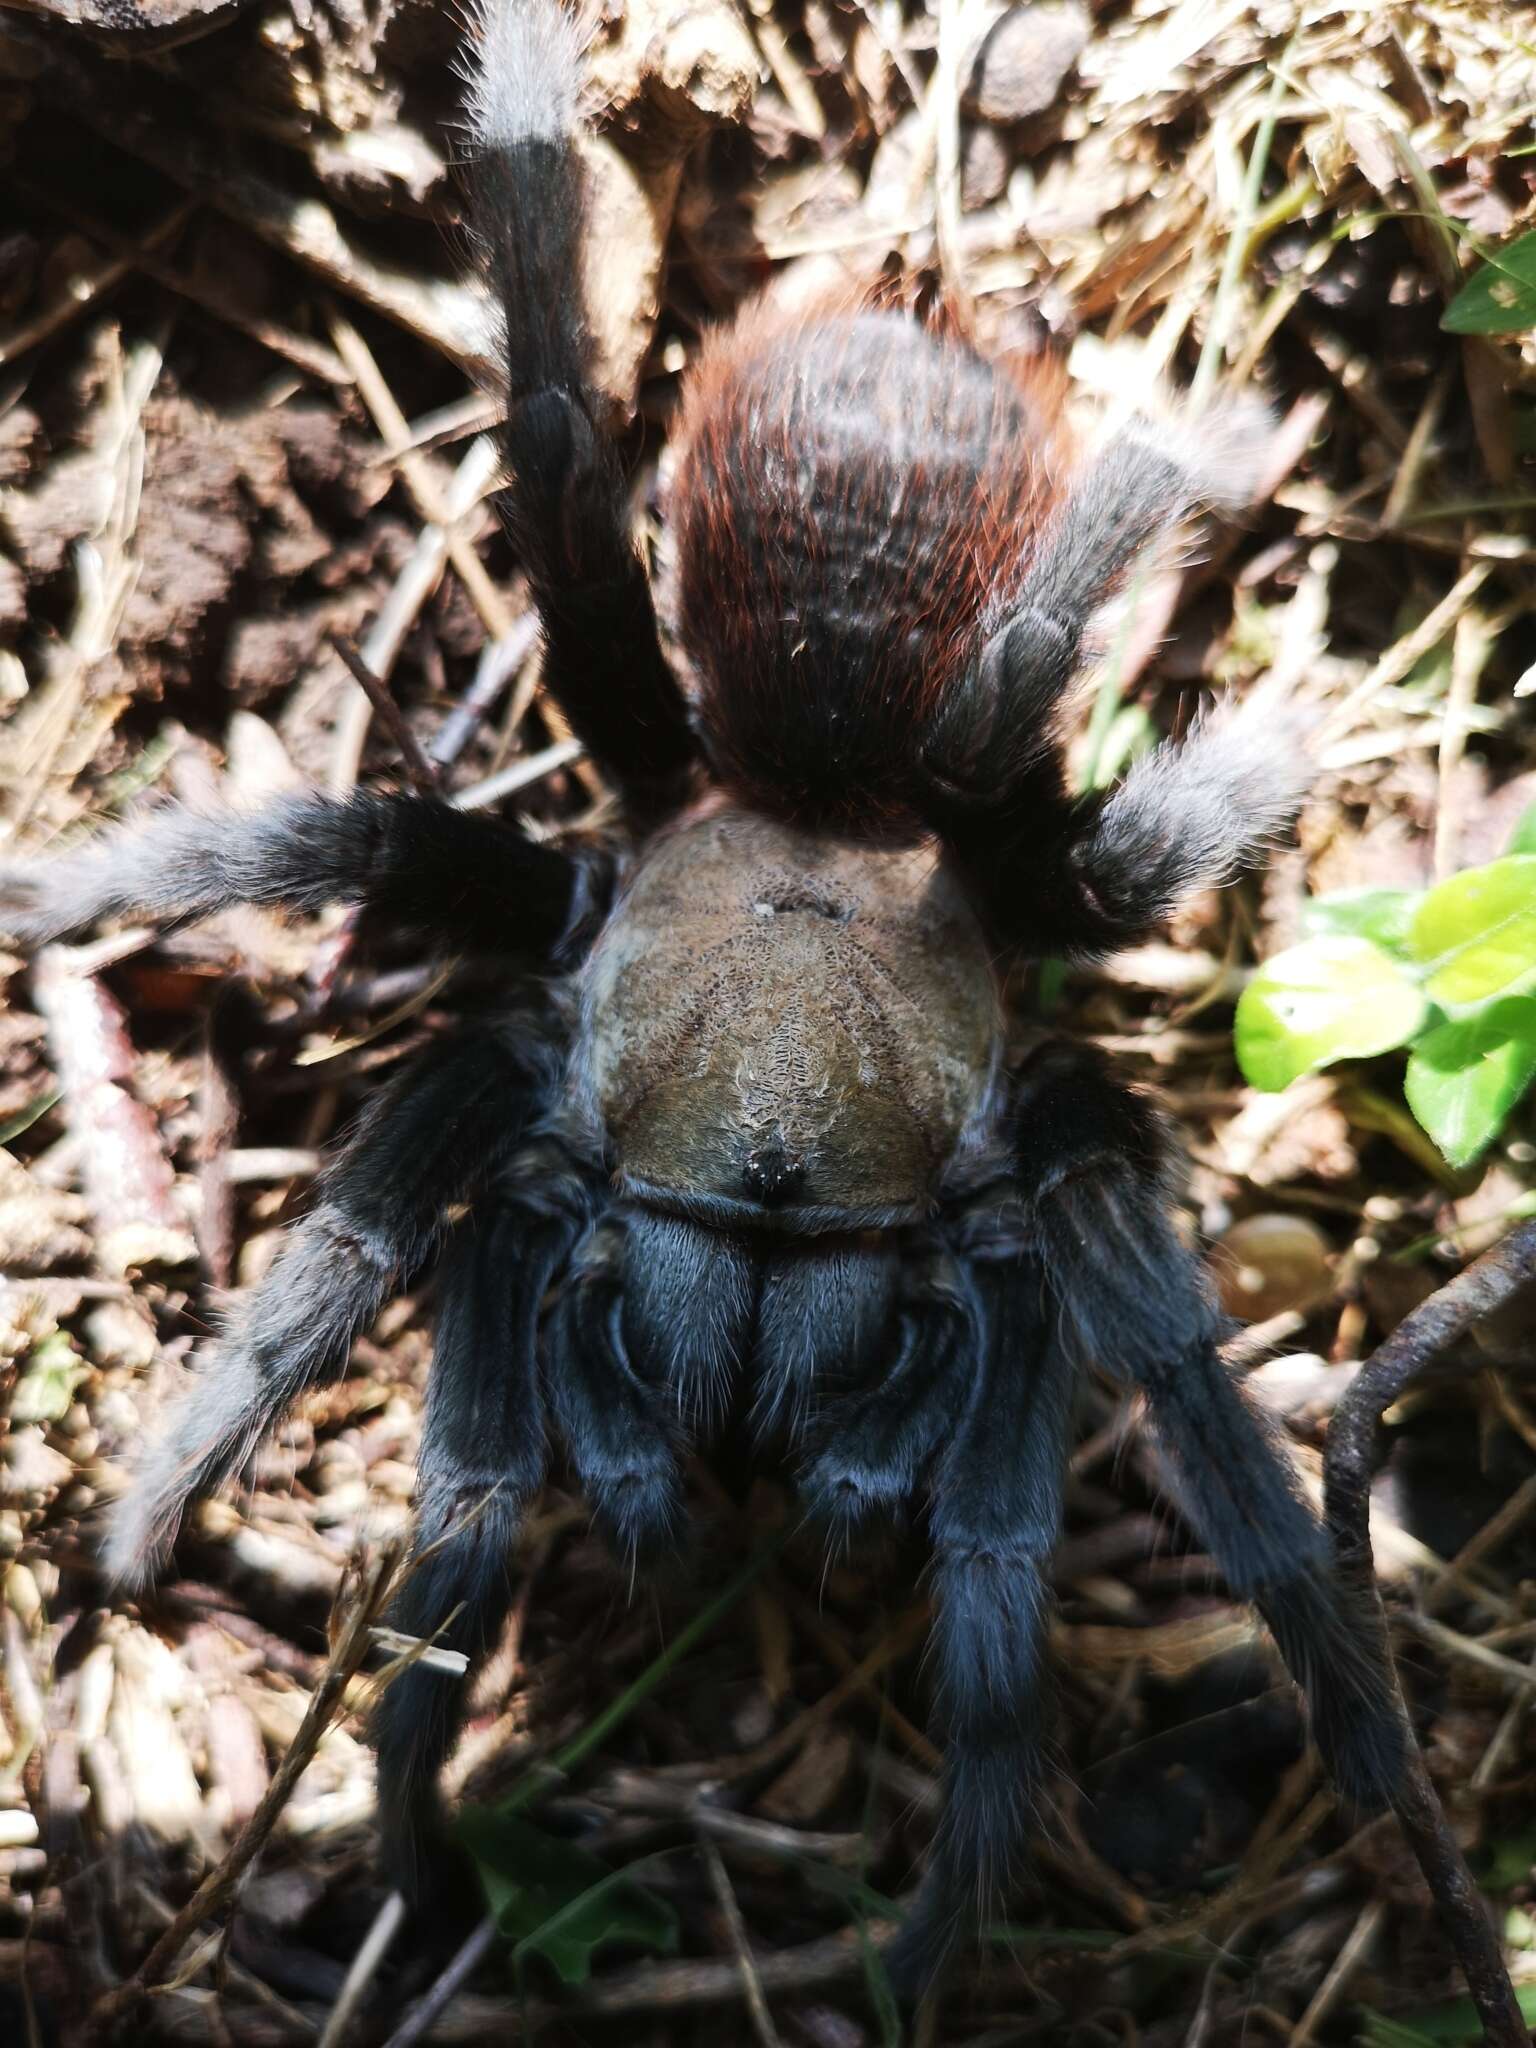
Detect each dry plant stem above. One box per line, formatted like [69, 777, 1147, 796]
[328, 636, 444, 796]
[89, 1543, 403, 2042]
[379, 1918, 499, 2048]
[0, 201, 195, 367]
[326, 309, 594, 793]
[1287, 1895, 1386, 2047]
[9, 179, 350, 386]
[1323, 1216, 1536, 2048]
[316, 1890, 407, 2048]
[423, 1924, 890, 2035]
[699, 1832, 784, 2048]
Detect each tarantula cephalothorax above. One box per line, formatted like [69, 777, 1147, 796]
[0, 0, 1410, 1993]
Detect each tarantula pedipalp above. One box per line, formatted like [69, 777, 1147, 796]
[0, 0, 1411, 1995]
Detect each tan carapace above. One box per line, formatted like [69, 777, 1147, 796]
[581, 802, 1002, 1221]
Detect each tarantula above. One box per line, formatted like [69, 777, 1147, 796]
[0, 0, 1408, 1994]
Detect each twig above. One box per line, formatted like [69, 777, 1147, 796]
[88, 1540, 405, 2041]
[326, 434, 501, 792]
[1323, 1217, 1536, 2048]
[931, 0, 972, 311]
[429, 614, 540, 771]
[698, 1833, 784, 2048]
[0, 202, 196, 368]
[1322, 560, 1493, 740]
[8, 178, 349, 387]
[378, 1917, 498, 2048]
[1287, 1895, 1386, 2047]
[328, 636, 443, 796]
[451, 738, 584, 813]
[1433, 595, 1496, 880]
[316, 1889, 407, 2048]
[1192, 45, 1288, 404]
[1399, 1613, 1536, 1696]
[424, 1923, 890, 2033]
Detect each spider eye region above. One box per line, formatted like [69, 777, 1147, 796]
[741, 1142, 806, 1205]
[581, 807, 1000, 1225]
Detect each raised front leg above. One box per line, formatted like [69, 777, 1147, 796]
[925, 402, 1304, 954]
[0, 790, 593, 958]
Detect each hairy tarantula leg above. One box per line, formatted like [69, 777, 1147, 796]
[104, 1022, 565, 1588]
[885, 1257, 1072, 2000]
[463, 0, 697, 811]
[1014, 1046, 1410, 1811]
[1055, 683, 1313, 950]
[796, 1254, 970, 1542]
[376, 1157, 593, 1894]
[0, 790, 593, 955]
[547, 1219, 685, 1562]
[924, 398, 1271, 805]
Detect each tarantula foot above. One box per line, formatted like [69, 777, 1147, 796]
[801, 1463, 902, 1538]
[0, 863, 72, 946]
[882, 1885, 964, 2007]
[588, 1466, 685, 1566]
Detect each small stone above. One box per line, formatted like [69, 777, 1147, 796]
[963, 3, 1090, 127]
[1213, 1213, 1333, 1323]
[962, 123, 1012, 209]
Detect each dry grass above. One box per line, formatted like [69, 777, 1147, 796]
[2, 1, 1536, 2043]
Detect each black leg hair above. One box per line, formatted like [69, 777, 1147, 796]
[1057, 688, 1312, 950]
[463, 0, 697, 811]
[375, 1143, 594, 1894]
[923, 404, 1265, 809]
[104, 1019, 566, 1588]
[795, 1249, 967, 1539]
[0, 790, 594, 956]
[925, 402, 1309, 954]
[752, 1239, 902, 1447]
[885, 1252, 1069, 1997]
[621, 1210, 755, 1435]
[546, 1216, 686, 1562]
[1012, 1045, 1410, 1812]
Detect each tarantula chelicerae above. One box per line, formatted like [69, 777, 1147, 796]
[0, 0, 1409, 1993]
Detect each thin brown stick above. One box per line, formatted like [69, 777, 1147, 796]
[88, 1541, 404, 2041]
[328, 635, 443, 796]
[699, 1833, 784, 2048]
[377, 1917, 499, 2048]
[1324, 1217, 1536, 2048]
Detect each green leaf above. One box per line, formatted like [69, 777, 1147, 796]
[11, 1330, 88, 1425]
[1358, 2020, 1441, 2047]
[1359, 1983, 1536, 2044]
[1442, 230, 1536, 334]
[1408, 856, 1536, 1013]
[1234, 937, 1428, 1092]
[0, 1089, 60, 1149]
[1480, 1825, 1536, 1892]
[1404, 999, 1536, 1167]
[1092, 704, 1158, 789]
[455, 1809, 677, 1987]
[1302, 887, 1422, 955]
[1507, 800, 1536, 857]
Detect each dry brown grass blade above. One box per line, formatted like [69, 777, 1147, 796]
[87, 1537, 405, 2042]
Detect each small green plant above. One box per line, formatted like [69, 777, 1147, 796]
[454, 1807, 678, 1988]
[1234, 806, 1536, 1169]
[1442, 226, 1536, 336]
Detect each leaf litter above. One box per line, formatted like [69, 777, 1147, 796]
[2, 2, 1536, 2044]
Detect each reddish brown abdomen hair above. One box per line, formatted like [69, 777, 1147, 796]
[668, 302, 1066, 838]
